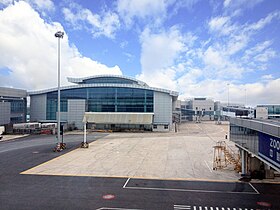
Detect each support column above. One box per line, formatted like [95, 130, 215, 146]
[241, 149, 246, 174]
[83, 122, 87, 144]
[81, 122, 89, 148]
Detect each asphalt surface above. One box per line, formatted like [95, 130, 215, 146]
[0, 134, 280, 210]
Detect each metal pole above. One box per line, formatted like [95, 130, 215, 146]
[245, 88, 247, 107]
[84, 122, 87, 144]
[227, 83, 229, 119]
[57, 37, 61, 144]
[241, 149, 245, 174]
[227, 83, 229, 107]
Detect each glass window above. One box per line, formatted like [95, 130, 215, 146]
[46, 87, 154, 120]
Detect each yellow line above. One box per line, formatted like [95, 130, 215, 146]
[21, 149, 88, 174]
[20, 171, 242, 183]
[20, 137, 107, 175]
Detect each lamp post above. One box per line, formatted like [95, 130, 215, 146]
[227, 83, 230, 119]
[244, 88, 247, 107]
[54, 31, 64, 152]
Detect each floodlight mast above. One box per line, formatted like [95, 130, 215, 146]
[54, 31, 64, 151]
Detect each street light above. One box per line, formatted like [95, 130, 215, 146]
[54, 31, 65, 152]
[227, 83, 230, 120]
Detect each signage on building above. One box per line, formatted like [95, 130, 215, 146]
[258, 132, 280, 170]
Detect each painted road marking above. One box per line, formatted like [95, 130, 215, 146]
[174, 206, 257, 210]
[123, 178, 258, 195]
[102, 194, 115, 200]
[204, 160, 213, 173]
[248, 183, 260, 194]
[96, 208, 142, 210]
[174, 204, 191, 209]
[123, 178, 130, 188]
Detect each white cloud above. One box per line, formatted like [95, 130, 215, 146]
[1, 0, 55, 11]
[117, 0, 169, 26]
[223, 0, 264, 16]
[31, 0, 54, 11]
[117, 0, 201, 27]
[205, 10, 280, 80]
[223, 0, 264, 9]
[0, 1, 122, 90]
[0, 0, 13, 6]
[137, 26, 190, 90]
[261, 74, 274, 80]
[62, 2, 120, 38]
[247, 11, 280, 31]
[208, 16, 234, 36]
[178, 78, 280, 106]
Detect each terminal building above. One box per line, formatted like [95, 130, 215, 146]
[178, 99, 252, 122]
[0, 87, 27, 126]
[29, 75, 178, 131]
[180, 98, 214, 121]
[229, 117, 280, 178]
[256, 105, 280, 119]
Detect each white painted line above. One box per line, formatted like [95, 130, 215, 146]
[96, 208, 142, 210]
[248, 183, 260, 194]
[205, 207, 208, 210]
[174, 205, 191, 208]
[199, 206, 202, 210]
[204, 160, 213, 173]
[210, 207, 213, 210]
[221, 208, 225, 210]
[122, 178, 130, 188]
[194, 206, 196, 210]
[233, 208, 236, 210]
[174, 204, 191, 209]
[174, 207, 191, 210]
[227, 208, 230, 210]
[124, 186, 258, 195]
[216, 207, 219, 210]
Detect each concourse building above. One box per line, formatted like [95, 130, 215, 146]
[0, 87, 27, 126]
[29, 75, 178, 131]
[230, 117, 280, 178]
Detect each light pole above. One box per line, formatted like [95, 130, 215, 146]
[54, 31, 64, 151]
[227, 83, 230, 119]
[244, 88, 247, 107]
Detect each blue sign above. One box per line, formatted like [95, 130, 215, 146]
[258, 132, 280, 169]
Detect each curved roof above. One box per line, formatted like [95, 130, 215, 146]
[67, 74, 148, 87]
[28, 83, 178, 97]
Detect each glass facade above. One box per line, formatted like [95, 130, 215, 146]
[257, 105, 280, 117]
[0, 97, 26, 124]
[46, 87, 154, 120]
[78, 77, 139, 85]
[230, 124, 259, 154]
[11, 100, 26, 113]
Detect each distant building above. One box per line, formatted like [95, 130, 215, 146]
[29, 75, 178, 131]
[179, 98, 214, 122]
[0, 87, 27, 126]
[230, 117, 280, 177]
[255, 107, 268, 119]
[214, 102, 253, 120]
[257, 105, 280, 119]
[179, 98, 252, 122]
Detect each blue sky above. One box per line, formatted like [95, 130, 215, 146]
[0, 0, 280, 105]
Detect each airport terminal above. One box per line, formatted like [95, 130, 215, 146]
[28, 75, 178, 131]
[1, 75, 280, 177]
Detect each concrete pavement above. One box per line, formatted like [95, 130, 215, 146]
[22, 122, 240, 181]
